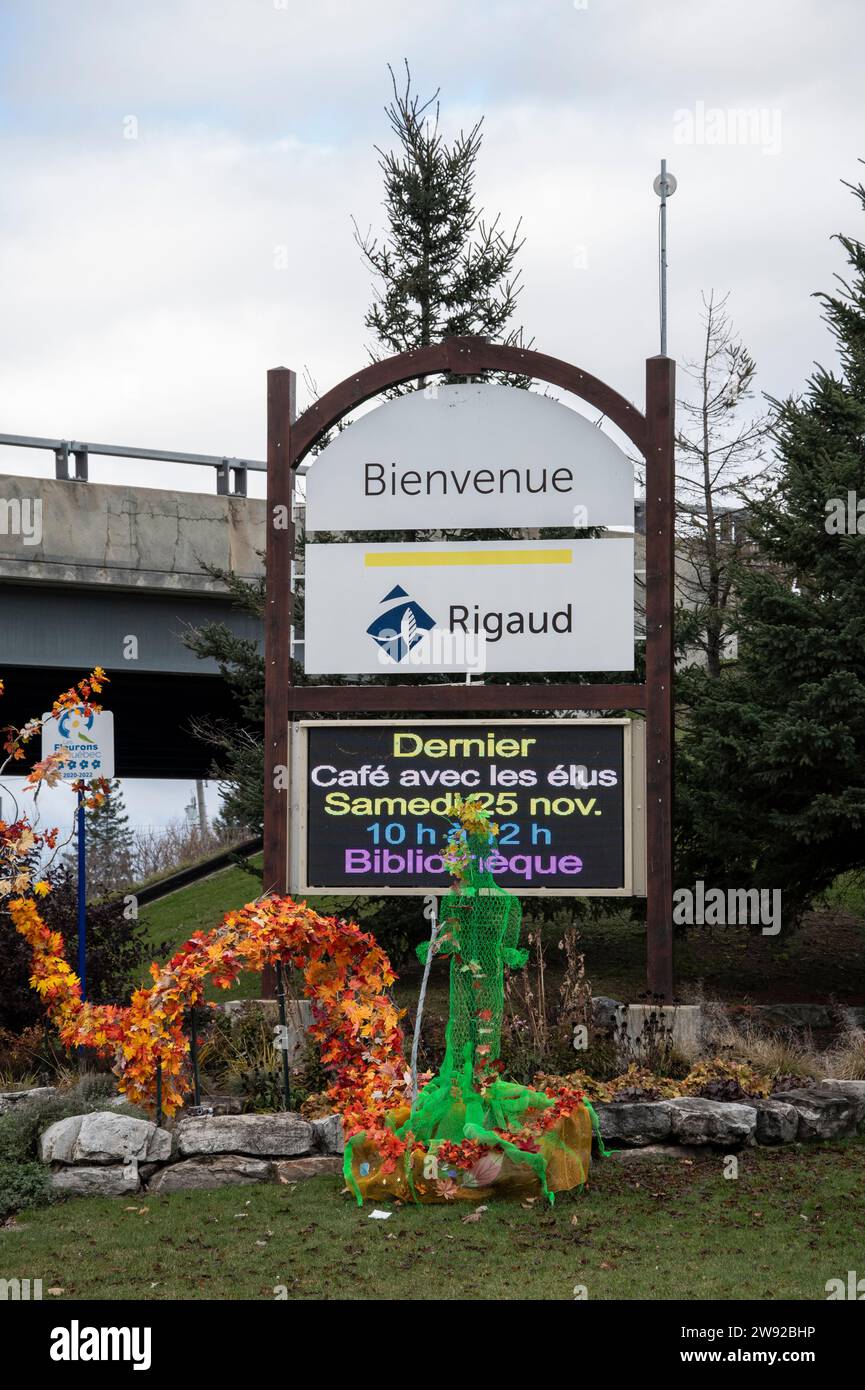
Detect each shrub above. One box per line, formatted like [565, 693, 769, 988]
[533, 1068, 613, 1104]
[502, 924, 596, 1082]
[286, 1038, 332, 1114]
[196, 1006, 330, 1112]
[196, 1005, 279, 1086]
[72, 1072, 121, 1104]
[39, 867, 149, 1007]
[680, 1058, 773, 1100]
[826, 1018, 865, 1080]
[701, 1008, 824, 1081]
[237, 1067, 286, 1113]
[348, 896, 417, 969]
[0, 865, 150, 1031]
[0, 917, 46, 1033]
[299, 1091, 336, 1120]
[131, 819, 241, 884]
[0, 1097, 82, 1165]
[611, 1007, 683, 1076]
[0, 1160, 52, 1220]
[0, 1025, 73, 1087]
[0, 1084, 144, 1166]
[606, 1064, 680, 1100]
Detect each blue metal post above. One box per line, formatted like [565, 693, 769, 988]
[77, 787, 86, 1000]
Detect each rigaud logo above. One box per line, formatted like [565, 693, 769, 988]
[364, 548, 574, 663]
[366, 585, 437, 663]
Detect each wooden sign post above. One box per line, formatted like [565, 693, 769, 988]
[262, 337, 675, 1000]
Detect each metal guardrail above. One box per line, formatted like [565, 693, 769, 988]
[0, 432, 266, 496]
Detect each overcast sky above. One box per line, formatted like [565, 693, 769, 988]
[2, 0, 863, 827]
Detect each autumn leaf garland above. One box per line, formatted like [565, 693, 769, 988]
[9, 893, 410, 1143]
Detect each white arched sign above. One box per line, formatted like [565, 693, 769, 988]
[304, 382, 634, 531]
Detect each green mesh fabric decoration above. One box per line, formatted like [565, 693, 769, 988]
[343, 799, 601, 1205]
[399, 826, 548, 1139]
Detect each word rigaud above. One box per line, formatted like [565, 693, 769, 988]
[450, 603, 573, 641]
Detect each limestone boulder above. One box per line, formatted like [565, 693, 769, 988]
[771, 1086, 862, 1140]
[51, 1163, 140, 1197]
[660, 1097, 756, 1146]
[817, 1080, 865, 1122]
[0, 1086, 58, 1116]
[754, 1003, 833, 1030]
[591, 997, 625, 1035]
[146, 1156, 272, 1192]
[40, 1111, 170, 1165]
[274, 1156, 343, 1182]
[175, 1112, 313, 1158]
[753, 1098, 800, 1145]
[311, 1114, 344, 1155]
[608, 1144, 704, 1163]
[38, 1115, 82, 1163]
[595, 1101, 672, 1147]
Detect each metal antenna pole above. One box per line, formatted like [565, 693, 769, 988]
[410, 899, 440, 1103]
[653, 160, 677, 356]
[660, 159, 668, 355]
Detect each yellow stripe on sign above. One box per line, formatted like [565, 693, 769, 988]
[364, 549, 572, 568]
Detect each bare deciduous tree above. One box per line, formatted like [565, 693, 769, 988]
[675, 291, 771, 677]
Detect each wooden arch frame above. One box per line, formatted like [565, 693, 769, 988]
[263, 336, 675, 998]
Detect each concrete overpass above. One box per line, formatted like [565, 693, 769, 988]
[1, 460, 661, 780]
[0, 473, 265, 777]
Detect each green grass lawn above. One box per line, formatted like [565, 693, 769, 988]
[139, 855, 264, 960]
[5, 1139, 863, 1300]
[138, 856, 265, 1000]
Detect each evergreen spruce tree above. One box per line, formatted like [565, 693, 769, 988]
[184, 569, 266, 834]
[354, 61, 528, 382]
[185, 64, 531, 831]
[66, 778, 137, 899]
[677, 176, 865, 925]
